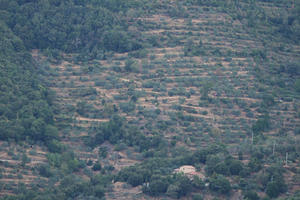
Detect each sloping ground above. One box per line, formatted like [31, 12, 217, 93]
[0, 141, 48, 195]
[2, 0, 299, 199]
[32, 1, 299, 199]
[42, 2, 299, 143]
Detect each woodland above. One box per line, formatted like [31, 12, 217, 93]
[0, 0, 300, 199]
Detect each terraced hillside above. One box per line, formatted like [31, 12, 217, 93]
[1, 0, 300, 199]
[40, 1, 299, 152]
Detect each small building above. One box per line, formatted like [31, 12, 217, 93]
[174, 165, 205, 179]
[174, 165, 196, 174]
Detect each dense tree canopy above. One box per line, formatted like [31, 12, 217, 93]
[0, 0, 151, 144]
[0, 21, 56, 143]
[0, 0, 148, 55]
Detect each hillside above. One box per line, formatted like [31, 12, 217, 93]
[0, 0, 300, 200]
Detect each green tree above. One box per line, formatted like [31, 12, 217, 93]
[192, 194, 204, 200]
[295, 79, 300, 93]
[214, 162, 230, 176]
[170, 174, 193, 198]
[44, 124, 59, 140]
[38, 164, 52, 178]
[21, 153, 30, 167]
[92, 162, 102, 171]
[252, 115, 270, 135]
[248, 158, 262, 172]
[30, 118, 46, 140]
[128, 173, 144, 187]
[243, 190, 260, 200]
[192, 176, 205, 190]
[124, 59, 137, 72]
[192, 149, 209, 164]
[143, 177, 169, 196]
[205, 155, 221, 175]
[209, 175, 231, 195]
[93, 185, 105, 198]
[227, 160, 244, 175]
[266, 181, 281, 198]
